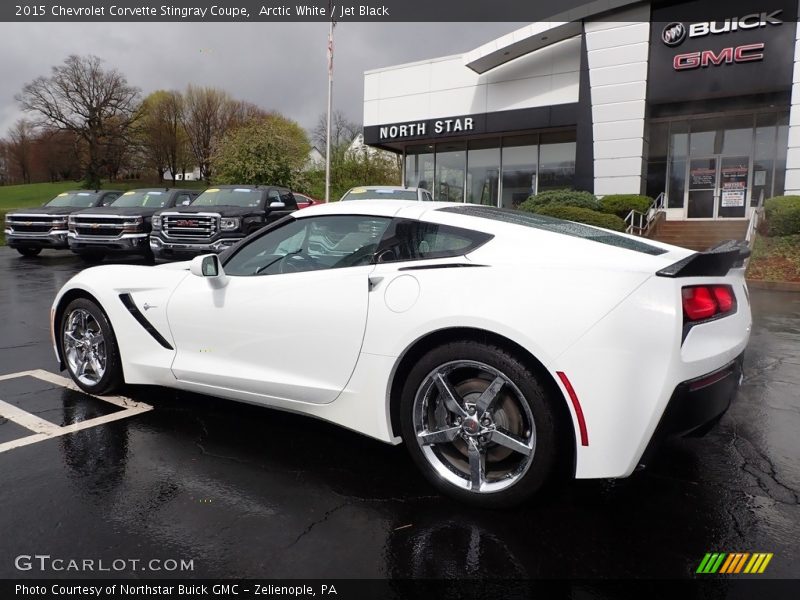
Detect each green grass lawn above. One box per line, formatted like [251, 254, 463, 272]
[747, 234, 800, 282]
[1, 180, 207, 246]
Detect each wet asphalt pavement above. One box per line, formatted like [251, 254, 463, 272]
[0, 246, 798, 580]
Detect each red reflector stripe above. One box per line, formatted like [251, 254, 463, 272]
[556, 371, 589, 447]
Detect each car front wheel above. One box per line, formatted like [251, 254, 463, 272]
[16, 247, 42, 257]
[400, 341, 561, 507]
[60, 298, 123, 395]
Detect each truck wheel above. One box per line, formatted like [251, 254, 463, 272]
[17, 247, 42, 257]
[79, 252, 106, 264]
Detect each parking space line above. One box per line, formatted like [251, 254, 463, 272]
[0, 399, 62, 434]
[0, 369, 154, 454]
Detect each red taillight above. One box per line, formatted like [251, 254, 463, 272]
[681, 285, 736, 322]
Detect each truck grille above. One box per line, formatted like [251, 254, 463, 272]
[72, 215, 128, 238]
[6, 215, 61, 234]
[162, 214, 218, 240]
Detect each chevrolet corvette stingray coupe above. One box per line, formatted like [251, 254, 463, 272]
[51, 200, 752, 506]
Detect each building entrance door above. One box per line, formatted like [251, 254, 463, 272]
[686, 155, 750, 219]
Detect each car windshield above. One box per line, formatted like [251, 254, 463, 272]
[342, 188, 418, 201]
[112, 191, 170, 208]
[45, 192, 98, 208]
[192, 188, 261, 207]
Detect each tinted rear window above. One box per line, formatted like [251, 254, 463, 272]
[439, 205, 667, 256]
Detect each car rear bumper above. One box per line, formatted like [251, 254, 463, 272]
[149, 235, 241, 258]
[639, 352, 745, 466]
[6, 230, 69, 249]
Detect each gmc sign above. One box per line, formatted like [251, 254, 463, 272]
[673, 43, 765, 70]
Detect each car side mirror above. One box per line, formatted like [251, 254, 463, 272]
[269, 201, 286, 209]
[190, 254, 229, 288]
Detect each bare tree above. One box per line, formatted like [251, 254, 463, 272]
[7, 119, 36, 184]
[181, 85, 242, 183]
[137, 90, 188, 182]
[312, 110, 360, 157]
[16, 54, 140, 188]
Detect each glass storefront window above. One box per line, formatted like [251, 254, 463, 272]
[753, 113, 776, 205]
[539, 143, 576, 191]
[435, 142, 466, 202]
[405, 145, 434, 192]
[646, 122, 669, 200]
[721, 115, 754, 155]
[774, 112, 789, 198]
[466, 139, 500, 206]
[501, 135, 538, 209]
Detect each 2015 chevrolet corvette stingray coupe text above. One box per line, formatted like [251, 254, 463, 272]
[51, 201, 752, 507]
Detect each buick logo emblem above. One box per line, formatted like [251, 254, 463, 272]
[662, 22, 687, 46]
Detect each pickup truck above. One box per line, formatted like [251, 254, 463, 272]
[149, 185, 298, 260]
[68, 188, 200, 263]
[4, 189, 123, 257]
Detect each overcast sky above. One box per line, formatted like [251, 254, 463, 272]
[0, 22, 522, 141]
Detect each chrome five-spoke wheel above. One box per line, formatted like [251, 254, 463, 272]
[413, 360, 536, 494]
[63, 308, 107, 387]
[60, 298, 122, 395]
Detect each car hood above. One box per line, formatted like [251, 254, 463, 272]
[73, 206, 162, 217]
[7, 206, 84, 217]
[157, 205, 256, 217]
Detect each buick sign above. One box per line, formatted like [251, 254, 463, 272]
[662, 22, 687, 46]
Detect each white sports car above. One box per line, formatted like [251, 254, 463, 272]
[51, 200, 751, 507]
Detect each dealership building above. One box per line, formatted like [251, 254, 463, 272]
[362, 0, 800, 222]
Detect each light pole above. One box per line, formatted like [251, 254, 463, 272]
[324, 4, 336, 202]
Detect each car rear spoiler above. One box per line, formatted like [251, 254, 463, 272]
[656, 240, 751, 278]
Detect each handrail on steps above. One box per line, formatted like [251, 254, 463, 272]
[625, 192, 666, 236]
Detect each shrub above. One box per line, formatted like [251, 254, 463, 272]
[599, 194, 652, 218]
[531, 204, 626, 231]
[519, 189, 599, 212]
[764, 196, 800, 237]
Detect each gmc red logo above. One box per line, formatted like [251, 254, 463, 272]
[175, 219, 198, 227]
[674, 43, 765, 70]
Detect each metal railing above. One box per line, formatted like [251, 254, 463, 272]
[625, 192, 666, 236]
[745, 189, 766, 250]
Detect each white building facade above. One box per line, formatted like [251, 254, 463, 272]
[363, 0, 800, 221]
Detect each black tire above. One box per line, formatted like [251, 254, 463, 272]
[142, 248, 156, 265]
[59, 298, 123, 395]
[16, 247, 42, 257]
[399, 340, 562, 508]
[78, 252, 106, 264]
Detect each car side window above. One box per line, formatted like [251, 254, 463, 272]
[223, 215, 392, 277]
[102, 193, 119, 206]
[176, 193, 192, 206]
[375, 218, 492, 263]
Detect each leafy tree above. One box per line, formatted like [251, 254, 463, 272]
[16, 55, 140, 188]
[212, 114, 310, 188]
[6, 120, 35, 184]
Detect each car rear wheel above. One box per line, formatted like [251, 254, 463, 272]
[60, 298, 123, 395]
[400, 341, 561, 507]
[16, 247, 42, 257]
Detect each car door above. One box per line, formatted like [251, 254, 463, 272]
[166, 213, 392, 405]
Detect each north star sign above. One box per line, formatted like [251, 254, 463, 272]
[378, 117, 475, 141]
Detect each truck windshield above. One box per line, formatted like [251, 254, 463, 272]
[193, 188, 261, 207]
[112, 191, 170, 208]
[342, 188, 418, 201]
[45, 192, 98, 208]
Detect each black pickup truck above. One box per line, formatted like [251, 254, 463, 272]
[149, 185, 298, 260]
[4, 189, 123, 257]
[67, 188, 200, 263]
